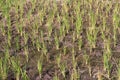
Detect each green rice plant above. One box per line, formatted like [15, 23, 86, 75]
[103, 51, 112, 79]
[0, 58, 8, 80]
[40, 30, 44, 43]
[103, 38, 112, 59]
[75, 9, 82, 38]
[71, 47, 80, 80]
[86, 27, 98, 50]
[102, 17, 107, 32]
[59, 25, 65, 41]
[47, 22, 53, 40]
[21, 70, 29, 80]
[62, 2, 68, 14]
[11, 58, 22, 80]
[72, 47, 77, 70]
[1, 25, 6, 36]
[17, 21, 23, 36]
[63, 46, 67, 55]
[55, 32, 59, 50]
[31, 0, 37, 10]
[24, 46, 29, 63]
[75, 15, 82, 38]
[87, 11, 98, 50]
[7, 28, 11, 47]
[83, 52, 89, 66]
[35, 38, 41, 51]
[62, 14, 70, 34]
[83, 51, 91, 76]
[52, 0, 58, 14]
[23, 32, 28, 45]
[117, 60, 120, 80]
[18, 1, 24, 19]
[105, 3, 112, 17]
[113, 4, 119, 47]
[59, 62, 67, 78]
[89, 11, 97, 29]
[103, 37, 112, 77]
[41, 42, 48, 61]
[102, 33, 112, 78]
[0, 46, 10, 80]
[72, 32, 75, 43]
[97, 70, 102, 80]
[70, 68, 80, 80]
[37, 55, 43, 79]
[78, 37, 82, 50]
[53, 74, 59, 80]
[57, 14, 65, 40]
[56, 54, 61, 68]
[15, 36, 20, 50]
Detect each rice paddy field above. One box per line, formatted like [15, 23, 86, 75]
[0, 0, 120, 80]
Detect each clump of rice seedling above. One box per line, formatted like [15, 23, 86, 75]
[37, 55, 43, 79]
[21, 70, 29, 80]
[53, 73, 59, 80]
[55, 31, 59, 50]
[117, 60, 120, 80]
[24, 46, 29, 63]
[11, 58, 22, 80]
[87, 10, 98, 51]
[112, 3, 119, 47]
[71, 47, 80, 80]
[97, 70, 102, 80]
[59, 62, 67, 78]
[83, 50, 92, 76]
[56, 54, 61, 68]
[0, 58, 8, 80]
[78, 37, 82, 50]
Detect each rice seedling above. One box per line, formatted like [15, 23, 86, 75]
[41, 42, 47, 58]
[11, 58, 21, 80]
[15, 36, 20, 50]
[59, 62, 67, 78]
[97, 70, 102, 80]
[0, 58, 8, 80]
[35, 38, 41, 51]
[63, 46, 67, 55]
[71, 47, 80, 80]
[56, 54, 61, 68]
[87, 10, 98, 50]
[21, 70, 29, 80]
[117, 60, 120, 80]
[47, 22, 53, 40]
[55, 31, 59, 50]
[103, 50, 112, 79]
[62, 14, 70, 34]
[83, 50, 92, 76]
[113, 3, 119, 47]
[24, 46, 29, 63]
[75, 14, 82, 38]
[59, 25, 65, 41]
[86, 27, 98, 52]
[37, 55, 43, 79]
[75, 2, 82, 38]
[72, 32, 76, 43]
[0, 46, 10, 80]
[72, 47, 77, 69]
[78, 37, 82, 50]
[53, 75, 59, 80]
[70, 68, 80, 80]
